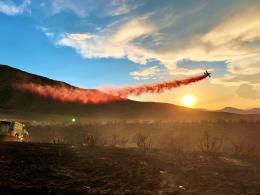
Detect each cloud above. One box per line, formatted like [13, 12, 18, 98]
[57, 17, 155, 64]
[37, 27, 54, 38]
[237, 84, 260, 99]
[130, 66, 161, 80]
[51, 0, 89, 17]
[227, 55, 260, 75]
[55, 1, 260, 84]
[202, 8, 260, 46]
[170, 8, 260, 64]
[67, 33, 96, 40]
[211, 54, 260, 86]
[105, 0, 142, 16]
[50, 0, 141, 17]
[211, 75, 249, 86]
[170, 68, 214, 76]
[212, 73, 260, 86]
[0, 0, 31, 16]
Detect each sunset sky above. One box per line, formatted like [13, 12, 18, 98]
[0, 0, 259, 109]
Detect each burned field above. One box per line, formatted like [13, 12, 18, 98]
[0, 141, 259, 195]
[0, 119, 260, 194]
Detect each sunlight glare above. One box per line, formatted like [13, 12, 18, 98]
[182, 94, 197, 108]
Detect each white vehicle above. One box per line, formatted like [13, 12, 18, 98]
[0, 120, 29, 141]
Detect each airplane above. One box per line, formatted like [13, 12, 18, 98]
[204, 70, 211, 78]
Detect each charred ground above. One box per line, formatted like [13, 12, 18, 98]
[0, 142, 259, 195]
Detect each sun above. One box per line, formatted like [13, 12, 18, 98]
[181, 94, 197, 108]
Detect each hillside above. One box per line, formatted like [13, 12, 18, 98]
[218, 107, 260, 115]
[0, 64, 259, 121]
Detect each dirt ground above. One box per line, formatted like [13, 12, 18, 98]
[0, 142, 259, 195]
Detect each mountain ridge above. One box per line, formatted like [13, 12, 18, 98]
[217, 107, 260, 115]
[0, 64, 259, 121]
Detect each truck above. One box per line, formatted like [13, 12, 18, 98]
[0, 120, 29, 141]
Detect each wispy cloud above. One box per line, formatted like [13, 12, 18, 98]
[130, 66, 161, 80]
[105, 0, 142, 16]
[37, 27, 54, 38]
[51, 0, 89, 17]
[67, 33, 96, 40]
[237, 84, 260, 99]
[49, 0, 141, 17]
[0, 0, 31, 16]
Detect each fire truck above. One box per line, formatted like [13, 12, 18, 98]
[0, 120, 29, 141]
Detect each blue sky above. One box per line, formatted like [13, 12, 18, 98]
[0, 0, 260, 109]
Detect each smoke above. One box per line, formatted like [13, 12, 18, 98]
[13, 73, 207, 104]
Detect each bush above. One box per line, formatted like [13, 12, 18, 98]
[133, 133, 152, 151]
[118, 137, 128, 147]
[49, 131, 65, 144]
[232, 141, 257, 159]
[84, 133, 96, 147]
[110, 134, 118, 147]
[197, 130, 223, 156]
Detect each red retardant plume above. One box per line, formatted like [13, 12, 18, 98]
[13, 83, 124, 104]
[13, 73, 207, 104]
[102, 73, 208, 98]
